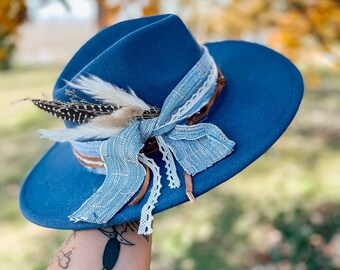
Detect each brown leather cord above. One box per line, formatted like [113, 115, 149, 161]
[77, 158, 105, 169]
[187, 69, 226, 126]
[73, 149, 105, 168]
[184, 172, 195, 202]
[73, 148, 103, 162]
[128, 165, 151, 206]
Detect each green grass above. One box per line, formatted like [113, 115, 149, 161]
[0, 66, 339, 269]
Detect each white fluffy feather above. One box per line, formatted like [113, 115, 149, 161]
[41, 75, 153, 142]
[66, 75, 150, 110]
[39, 106, 143, 142]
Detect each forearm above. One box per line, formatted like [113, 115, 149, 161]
[47, 222, 152, 270]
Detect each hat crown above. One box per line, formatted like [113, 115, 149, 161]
[53, 14, 203, 128]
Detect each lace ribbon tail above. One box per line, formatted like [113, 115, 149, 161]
[137, 153, 162, 235]
[156, 136, 180, 189]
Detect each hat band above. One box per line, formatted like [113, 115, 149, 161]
[71, 69, 227, 206]
[71, 140, 106, 174]
[72, 148, 104, 168]
[71, 69, 227, 173]
[68, 46, 235, 235]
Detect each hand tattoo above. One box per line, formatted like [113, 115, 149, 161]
[48, 231, 76, 269]
[56, 250, 72, 269]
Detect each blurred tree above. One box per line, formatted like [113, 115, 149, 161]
[175, 0, 340, 76]
[256, 203, 340, 269]
[34, 0, 160, 30]
[0, 0, 27, 70]
[94, 0, 339, 78]
[96, 0, 160, 28]
[97, 0, 120, 29]
[3, 0, 339, 75]
[35, 0, 71, 9]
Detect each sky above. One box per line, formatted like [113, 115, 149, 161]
[27, 0, 97, 21]
[26, 0, 179, 22]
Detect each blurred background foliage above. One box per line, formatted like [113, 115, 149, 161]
[0, 0, 27, 70]
[0, 0, 339, 269]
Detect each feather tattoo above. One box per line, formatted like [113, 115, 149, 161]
[28, 75, 160, 141]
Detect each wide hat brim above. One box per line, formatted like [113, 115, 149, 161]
[19, 40, 303, 230]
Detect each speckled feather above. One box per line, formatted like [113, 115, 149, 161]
[31, 99, 119, 123]
[31, 99, 160, 123]
[30, 75, 161, 141]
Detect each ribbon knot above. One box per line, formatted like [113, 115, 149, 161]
[138, 117, 176, 142]
[68, 46, 235, 234]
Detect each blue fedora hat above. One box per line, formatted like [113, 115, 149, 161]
[19, 14, 303, 234]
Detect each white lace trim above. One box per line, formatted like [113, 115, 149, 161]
[137, 153, 162, 235]
[156, 136, 181, 189]
[169, 53, 217, 123]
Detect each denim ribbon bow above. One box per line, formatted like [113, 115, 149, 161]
[69, 47, 235, 234]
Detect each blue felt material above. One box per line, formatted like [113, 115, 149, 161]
[53, 14, 202, 128]
[19, 14, 303, 230]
